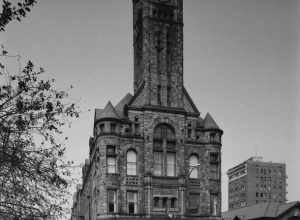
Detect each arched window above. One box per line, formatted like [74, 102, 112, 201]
[153, 124, 175, 140]
[189, 154, 199, 178]
[153, 124, 176, 176]
[127, 150, 137, 176]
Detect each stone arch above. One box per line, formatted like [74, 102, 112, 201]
[153, 123, 175, 140]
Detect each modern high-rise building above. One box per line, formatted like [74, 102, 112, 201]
[227, 157, 286, 210]
[71, 1, 223, 220]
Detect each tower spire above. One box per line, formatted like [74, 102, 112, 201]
[132, 0, 184, 108]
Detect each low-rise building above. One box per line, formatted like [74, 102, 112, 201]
[222, 201, 300, 220]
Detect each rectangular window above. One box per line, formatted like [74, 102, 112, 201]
[166, 153, 176, 177]
[107, 145, 116, 156]
[167, 86, 171, 107]
[127, 191, 138, 215]
[210, 152, 219, 163]
[100, 123, 105, 132]
[210, 194, 218, 216]
[170, 198, 177, 208]
[153, 197, 160, 208]
[154, 152, 163, 176]
[111, 123, 116, 133]
[187, 129, 192, 138]
[107, 157, 116, 174]
[162, 197, 168, 208]
[108, 190, 117, 214]
[189, 193, 199, 208]
[157, 85, 161, 105]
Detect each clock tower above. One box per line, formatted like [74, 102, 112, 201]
[133, 0, 184, 108]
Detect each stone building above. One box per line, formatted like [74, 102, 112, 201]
[71, 0, 223, 220]
[227, 157, 286, 210]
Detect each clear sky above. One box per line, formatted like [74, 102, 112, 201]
[0, 0, 299, 211]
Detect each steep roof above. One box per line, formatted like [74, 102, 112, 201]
[115, 93, 133, 118]
[222, 201, 300, 220]
[94, 101, 120, 121]
[196, 116, 204, 128]
[203, 112, 220, 130]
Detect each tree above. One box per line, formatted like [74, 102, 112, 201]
[0, 48, 79, 219]
[0, 2, 80, 219]
[0, 0, 37, 31]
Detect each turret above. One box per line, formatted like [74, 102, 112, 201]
[94, 101, 121, 137]
[203, 112, 223, 144]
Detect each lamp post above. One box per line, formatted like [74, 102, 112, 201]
[188, 164, 201, 177]
[165, 164, 201, 220]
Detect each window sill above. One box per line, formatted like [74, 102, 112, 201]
[153, 208, 178, 211]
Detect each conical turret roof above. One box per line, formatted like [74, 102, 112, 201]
[95, 101, 120, 121]
[115, 93, 133, 118]
[203, 112, 220, 130]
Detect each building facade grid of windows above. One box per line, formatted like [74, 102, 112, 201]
[227, 157, 286, 210]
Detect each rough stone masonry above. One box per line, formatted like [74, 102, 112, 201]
[71, 1, 223, 220]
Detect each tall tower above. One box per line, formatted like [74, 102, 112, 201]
[133, 0, 184, 108]
[71, 1, 223, 220]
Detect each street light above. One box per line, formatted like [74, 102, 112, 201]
[188, 163, 201, 177]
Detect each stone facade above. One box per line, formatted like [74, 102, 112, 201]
[71, 1, 223, 220]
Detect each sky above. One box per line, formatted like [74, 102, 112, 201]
[0, 0, 299, 211]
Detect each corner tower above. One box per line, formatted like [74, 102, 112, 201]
[133, 0, 184, 108]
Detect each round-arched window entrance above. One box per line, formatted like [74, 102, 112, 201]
[153, 124, 176, 177]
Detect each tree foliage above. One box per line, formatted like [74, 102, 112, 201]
[0, 0, 36, 31]
[0, 2, 80, 219]
[0, 48, 79, 219]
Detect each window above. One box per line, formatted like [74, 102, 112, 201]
[107, 146, 117, 174]
[154, 197, 159, 208]
[99, 123, 105, 133]
[189, 155, 199, 178]
[154, 151, 163, 176]
[157, 85, 161, 105]
[107, 145, 116, 155]
[127, 191, 138, 215]
[188, 193, 199, 208]
[170, 198, 177, 208]
[108, 190, 117, 214]
[111, 123, 116, 133]
[127, 150, 137, 176]
[107, 157, 116, 174]
[166, 153, 176, 176]
[153, 124, 176, 176]
[162, 197, 168, 208]
[187, 129, 192, 138]
[210, 194, 218, 216]
[210, 152, 219, 163]
[167, 86, 171, 106]
[153, 124, 175, 140]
